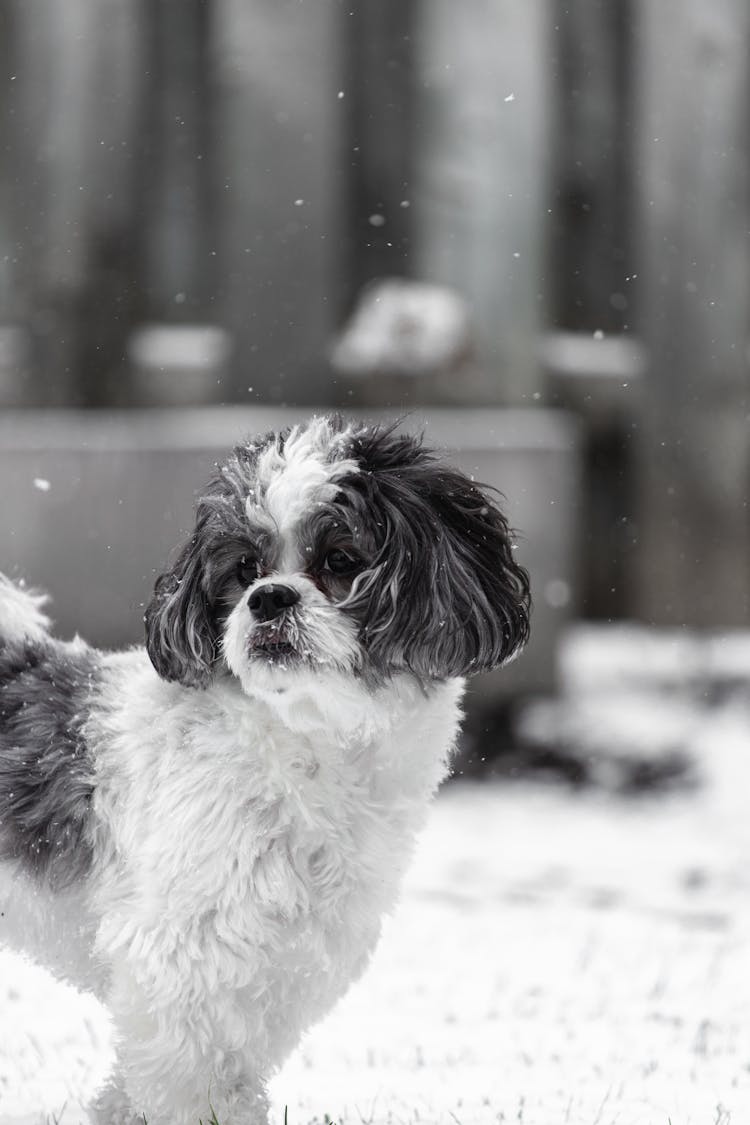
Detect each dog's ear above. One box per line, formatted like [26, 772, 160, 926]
[416, 466, 531, 677]
[145, 526, 218, 688]
[348, 440, 531, 681]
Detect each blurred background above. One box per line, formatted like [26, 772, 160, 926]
[0, 0, 748, 774]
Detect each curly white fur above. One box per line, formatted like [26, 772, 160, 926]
[87, 657, 462, 1122]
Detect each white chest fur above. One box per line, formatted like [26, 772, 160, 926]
[87, 654, 463, 1073]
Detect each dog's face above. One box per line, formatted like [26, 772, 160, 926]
[145, 417, 530, 695]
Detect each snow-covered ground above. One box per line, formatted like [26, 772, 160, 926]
[3, 626, 750, 1124]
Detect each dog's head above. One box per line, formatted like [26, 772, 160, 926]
[145, 417, 530, 695]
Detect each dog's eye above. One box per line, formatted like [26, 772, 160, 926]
[323, 549, 362, 577]
[236, 555, 259, 586]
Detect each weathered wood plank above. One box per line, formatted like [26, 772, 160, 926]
[136, 0, 216, 321]
[0, 5, 16, 323]
[633, 0, 750, 626]
[341, 0, 416, 300]
[212, 0, 344, 405]
[410, 0, 549, 405]
[8, 0, 143, 405]
[548, 0, 634, 334]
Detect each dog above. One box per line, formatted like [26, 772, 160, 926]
[0, 416, 530, 1124]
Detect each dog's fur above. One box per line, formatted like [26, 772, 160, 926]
[0, 416, 529, 1124]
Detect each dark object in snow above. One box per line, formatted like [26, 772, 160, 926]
[454, 695, 696, 795]
[513, 692, 699, 795]
[457, 625, 750, 795]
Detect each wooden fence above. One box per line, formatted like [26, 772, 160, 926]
[0, 0, 748, 629]
[0, 0, 548, 408]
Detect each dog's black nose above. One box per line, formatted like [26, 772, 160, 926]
[247, 583, 300, 621]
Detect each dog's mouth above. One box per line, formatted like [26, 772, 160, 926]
[251, 641, 297, 660]
[247, 628, 300, 663]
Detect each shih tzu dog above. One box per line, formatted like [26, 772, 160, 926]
[0, 416, 530, 1124]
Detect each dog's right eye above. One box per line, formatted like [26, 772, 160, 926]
[236, 555, 259, 586]
[323, 548, 363, 577]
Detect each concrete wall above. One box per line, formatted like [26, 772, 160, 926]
[0, 407, 579, 698]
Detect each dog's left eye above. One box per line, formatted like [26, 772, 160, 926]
[236, 555, 259, 586]
[323, 549, 362, 577]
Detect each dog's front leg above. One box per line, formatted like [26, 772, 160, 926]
[100, 961, 271, 1125]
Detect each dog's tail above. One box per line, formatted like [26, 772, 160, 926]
[0, 574, 53, 646]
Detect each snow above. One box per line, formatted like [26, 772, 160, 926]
[3, 626, 750, 1123]
[272, 714, 750, 1123]
[330, 279, 472, 380]
[0, 949, 114, 1122]
[127, 324, 232, 372]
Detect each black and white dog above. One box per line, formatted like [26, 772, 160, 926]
[0, 416, 529, 1124]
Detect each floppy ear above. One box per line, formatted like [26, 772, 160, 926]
[419, 466, 531, 676]
[349, 451, 530, 681]
[144, 527, 218, 688]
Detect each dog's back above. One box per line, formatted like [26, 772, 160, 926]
[0, 575, 100, 985]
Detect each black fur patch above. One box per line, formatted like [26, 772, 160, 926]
[0, 637, 98, 886]
[144, 433, 273, 687]
[337, 423, 532, 681]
